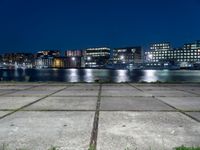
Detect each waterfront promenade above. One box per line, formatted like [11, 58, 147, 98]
[0, 83, 200, 150]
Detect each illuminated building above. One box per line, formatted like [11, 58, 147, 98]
[65, 50, 85, 68]
[53, 57, 67, 68]
[36, 50, 60, 58]
[35, 56, 54, 69]
[85, 47, 110, 68]
[35, 50, 61, 68]
[1, 53, 34, 68]
[144, 41, 200, 68]
[113, 47, 142, 64]
[2, 53, 34, 63]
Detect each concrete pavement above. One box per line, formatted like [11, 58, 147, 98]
[0, 83, 199, 150]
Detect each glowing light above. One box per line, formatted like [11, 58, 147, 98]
[55, 59, 61, 68]
[142, 70, 158, 82]
[87, 57, 91, 61]
[164, 63, 169, 66]
[83, 69, 93, 82]
[72, 57, 76, 61]
[120, 55, 124, 60]
[148, 54, 153, 60]
[68, 69, 79, 82]
[115, 70, 130, 82]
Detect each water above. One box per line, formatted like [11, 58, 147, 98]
[0, 69, 200, 83]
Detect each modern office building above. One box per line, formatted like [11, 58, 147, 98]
[65, 50, 85, 68]
[144, 41, 200, 68]
[113, 47, 142, 64]
[85, 47, 110, 68]
[145, 42, 171, 63]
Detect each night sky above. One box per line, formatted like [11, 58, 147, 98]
[0, 0, 200, 53]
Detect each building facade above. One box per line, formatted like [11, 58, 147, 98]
[144, 41, 200, 68]
[65, 50, 85, 68]
[1, 53, 34, 68]
[52, 57, 67, 68]
[85, 47, 110, 68]
[35, 50, 61, 68]
[113, 47, 142, 64]
[36, 50, 60, 58]
[35, 56, 54, 69]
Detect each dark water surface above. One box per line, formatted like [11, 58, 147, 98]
[0, 69, 200, 83]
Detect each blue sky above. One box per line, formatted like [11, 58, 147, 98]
[0, 0, 200, 53]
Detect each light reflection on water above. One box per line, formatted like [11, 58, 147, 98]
[0, 69, 200, 83]
[142, 70, 158, 82]
[83, 69, 94, 82]
[68, 69, 79, 82]
[114, 70, 130, 82]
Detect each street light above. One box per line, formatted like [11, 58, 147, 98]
[72, 57, 76, 61]
[87, 56, 91, 61]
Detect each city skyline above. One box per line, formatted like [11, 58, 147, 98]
[0, 0, 200, 53]
[0, 40, 199, 55]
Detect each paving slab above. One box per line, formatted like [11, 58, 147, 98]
[0, 111, 94, 150]
[0, 89, 17, 95]
[100, 97, 174, 111]
[24, 96, 97, 111]
[102, 84, 136, 90]
[0, 83, 44, 86]
[0, 111, 11, 117]
[185, 90, 200, 96]
[6, 90, 56, 97]
[135, 86, 173, 91]
[0, 97, 42, 110]
[97, 112, 200, 150]
[67, 85, 99, 90]
[30, 85, 66, 91]
[157, 97, 200, 111]
[172, 85, 200, 90]
[0, 85, 33, 90]
[186, 112, 200, 121]
[146, 90, 196, 97]
[53, 89, 99, 97]
[101, 89, 151, 97]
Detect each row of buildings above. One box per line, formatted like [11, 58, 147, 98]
[0, 47, 142, 69]
[0, 40, 200, 69]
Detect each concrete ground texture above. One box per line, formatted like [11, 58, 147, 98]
[0, 83, 200, 150]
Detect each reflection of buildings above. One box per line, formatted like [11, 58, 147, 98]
[144, 41, 200, 69]
[65, 50, 85, 68]
[85, 47, 110, 68]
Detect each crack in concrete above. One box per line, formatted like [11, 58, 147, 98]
[89, 84, 102, 150]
